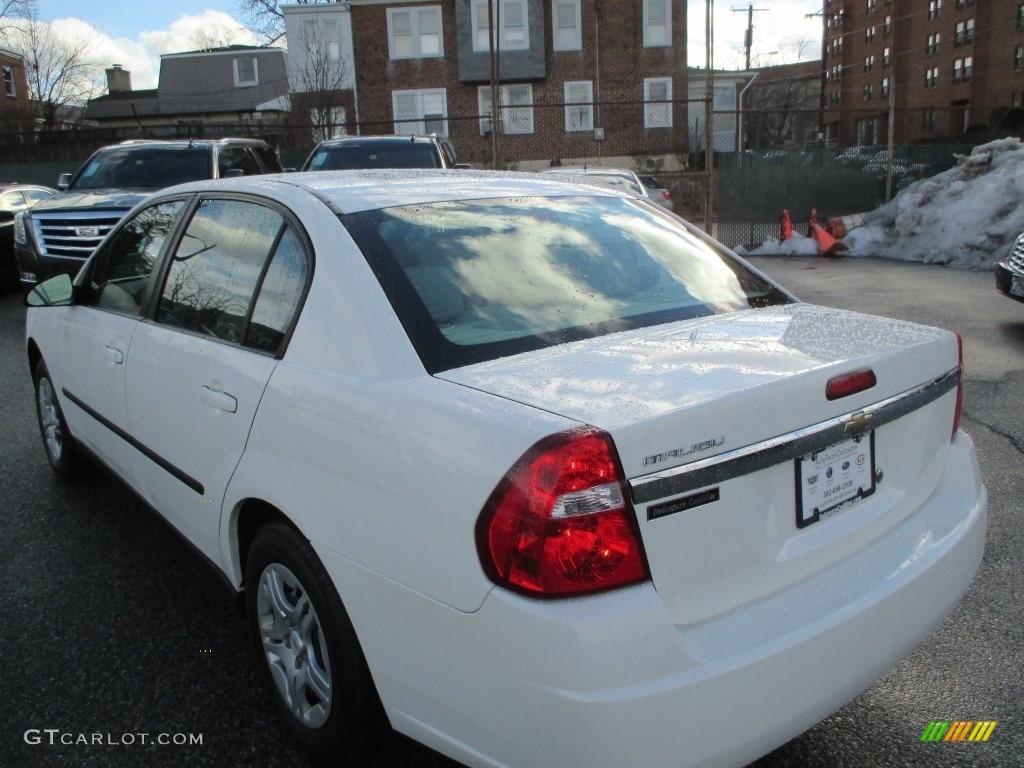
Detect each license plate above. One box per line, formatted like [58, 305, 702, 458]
[796, 432, 876, 528]
[1011, 276, 1024, 298]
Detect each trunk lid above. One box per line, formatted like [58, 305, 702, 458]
[440, 304, 961, 625]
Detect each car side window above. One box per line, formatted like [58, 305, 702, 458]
[252, 145, 284, 173]
[80, 200, 185, 316]
[218, 146, 261, 177]
[23, 189, 54, 205]
[156, 198, 307, 353]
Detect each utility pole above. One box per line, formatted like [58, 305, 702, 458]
[731, 3, 768, 70]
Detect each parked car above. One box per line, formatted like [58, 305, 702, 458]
[637, 173, 673, 210]
[540, 165, 648, 198]
[25, 169, 986, 768]
[995, 231, 1024, 303]
[0, 183, 56, 289]
[13, 137, 284, 286]
[301, 134, 468, 171]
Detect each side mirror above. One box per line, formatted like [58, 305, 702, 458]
[57, 173, 72, 191]
[453, 163, 472, 170]
[223, 168, 244, 178]
[25, 273, 75, 307]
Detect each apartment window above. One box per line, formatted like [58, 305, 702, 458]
[2, 66, 14, 98]
[881, 77, 889, 97]
[864, 55, 874, 72]
[831, 64, 842, 82]
[966, 17, 974, 42]
[472, 0, 529, 52]
[922, 109, 936, 131]
[953, 58, 964, 82]
[883, 46, 891, 66]
[392, 88, 448, 135]
[925, 67, 938, 88]
[863, 83, 873, 100]
[643, 77, 672, 128]
[866, 0, 876, 12]
[388, 6, 443, 59]
[552, 0, 582, 51]
[954, 21, 965, 45]
[865, 26, 875, 43]
[830, 90, 841, 106]
[883, 15, 892, 36]
[927, 33, 940, 55]
[561, 80, 594, 132]
[643, 0, 671, 47]
[478, 84, 534, 134]
[1019, 4, 1024, 31]
[1014, 92, 1021, 108]
[964, 55, 972, 80]
[929, 0, 941, 20]
[1016, 46, 1024, 71]
[233, 57, 258, 87]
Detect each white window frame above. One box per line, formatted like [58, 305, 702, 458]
[644, 77, 672, 128]
[387, 6, 444, 60]
[478, 83, 534, 135]
[552, 0, 582, 51]
[472, 0, 530, 52]
[643, 0, 671, 47]
[392, 88, 449, 135]
[3, 65, 15, 98]
[564, 80, 593, 132]
[233, 57, 259, 87]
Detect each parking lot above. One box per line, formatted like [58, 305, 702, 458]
[2, 253, 1022, 768]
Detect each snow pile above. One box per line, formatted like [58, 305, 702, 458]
[739, 137, 1024, 270]
[736, 231, 821, 257]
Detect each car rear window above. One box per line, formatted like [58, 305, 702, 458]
[306, 143, 441, 170]
[342, 195, 791, 373]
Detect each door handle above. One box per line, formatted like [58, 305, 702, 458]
[103, 345, 124, 364]
[201, 385, 237, 413]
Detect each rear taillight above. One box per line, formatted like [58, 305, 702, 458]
[661, 189, 671, 201]
[953, 332, 964, 438]
[477, 428, 649, 598]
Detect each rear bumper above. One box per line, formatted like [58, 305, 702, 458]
[316, 431, 986, 768]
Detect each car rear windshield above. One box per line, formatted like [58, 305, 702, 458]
[343, 195, 791, 373]
[305, 143, 441, 170]
[72, 147, 212, 190]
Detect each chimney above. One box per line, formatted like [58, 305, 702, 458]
[106, 64, 132, 94]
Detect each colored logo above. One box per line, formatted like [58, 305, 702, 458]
[856, 454, 866, 466]
[921, 721, 997, 743]
[842, 461, 851, 470]
[826, 467, 833, 479]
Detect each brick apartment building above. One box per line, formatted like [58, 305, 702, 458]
[0, 47, 34, 134]
[822, 0, 1024, 146]
[284, 0, 689, 169]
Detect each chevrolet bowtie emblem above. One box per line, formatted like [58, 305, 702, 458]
[843, 411, 874, 436]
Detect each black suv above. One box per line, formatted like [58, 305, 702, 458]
[14, 138, 284, 285]
[301, 134, 467, 171]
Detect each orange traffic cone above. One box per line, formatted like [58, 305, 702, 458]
[780, 209, 793, 241]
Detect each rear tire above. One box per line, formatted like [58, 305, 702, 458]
[245, 523, 381, 762]
[33, 360, 81, 478]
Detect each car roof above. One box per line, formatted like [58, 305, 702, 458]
[313, 135, 443, 147]
[160, 169, 633, 215]
[542, 166, 637, 177]
[0, 183, 56, 191]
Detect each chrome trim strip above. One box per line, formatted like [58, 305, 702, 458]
[629, 368, 960, 506]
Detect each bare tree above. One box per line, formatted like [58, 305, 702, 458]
[189, 27, 247, 51]
[293, 20, 351, 141]
[0, 0, 34, 35]
[9, 9, 104, 129]
[235, 0, 336, 46]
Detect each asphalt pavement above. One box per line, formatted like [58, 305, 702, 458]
[1, 255, 1021, 768]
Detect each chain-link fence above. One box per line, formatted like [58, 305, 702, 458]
[0, 107, 980, 253]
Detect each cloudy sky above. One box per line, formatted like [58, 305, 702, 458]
[30, 0, 825, 91]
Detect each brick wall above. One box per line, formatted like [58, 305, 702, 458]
[350, 0, 688, 167]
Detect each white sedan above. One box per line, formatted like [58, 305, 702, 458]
[25, 170, 986, 768]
